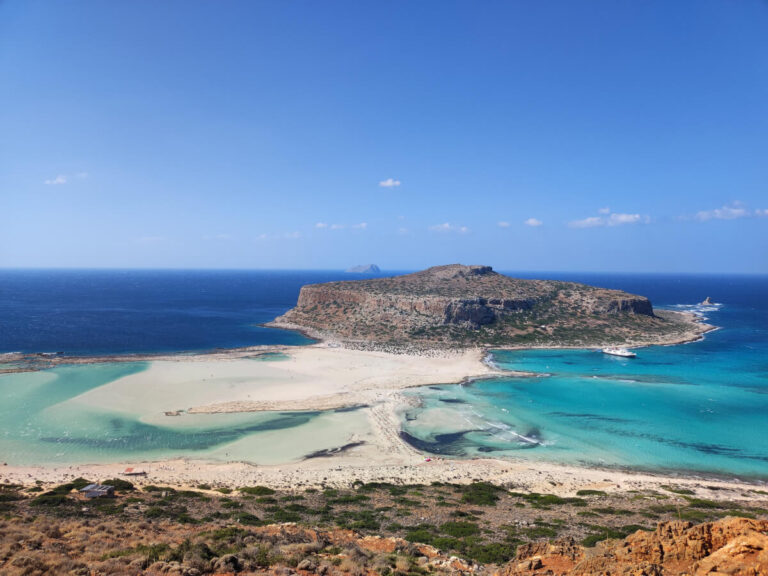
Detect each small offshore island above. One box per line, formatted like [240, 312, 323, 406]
[269, 264, 711, 351]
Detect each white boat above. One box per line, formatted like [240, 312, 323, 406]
[602, 347, 636, 358]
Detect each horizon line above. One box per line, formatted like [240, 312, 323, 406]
[0, 266, 766, 277]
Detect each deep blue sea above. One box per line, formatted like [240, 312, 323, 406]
[1, 269, 766, 477]
[0, 269, 385, 355]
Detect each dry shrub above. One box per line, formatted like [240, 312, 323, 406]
[340, 556, 367, 576]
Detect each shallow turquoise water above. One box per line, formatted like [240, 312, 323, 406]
[401, 298, 768, 479]
[0, 362, 325, 465]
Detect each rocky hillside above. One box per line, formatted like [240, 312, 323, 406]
[502, 517, 768, 576]
[270, 264, 707, 349]
[1, 480, 766, 576]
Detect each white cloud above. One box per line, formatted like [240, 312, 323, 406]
[45, 175, 67, 185]
[44, 171, 88, 185]
[284, 231, 301, 239]
[203, 233, 233, 241]
[397, 227, 409, 235]
[756, 209, 768, 217]
[695, 203, 750, 221]
[524, 217, 543, 227]
[570, 209, 648, 228]
[598, 207, 610, 215]
[317, 222, 367, 230]
[379, 178, 401, 188]
[429, 222, 469, 234]
[608, 213, 645, 226]
[497, 221, 510, 228]
[570, 216, 605, 229]
[256, 233, 269, 240]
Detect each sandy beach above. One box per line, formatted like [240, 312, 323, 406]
[2, 341, 767, 502]
[3, 451, 766, 503]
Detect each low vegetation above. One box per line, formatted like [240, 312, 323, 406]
[0, 480, 765, 575]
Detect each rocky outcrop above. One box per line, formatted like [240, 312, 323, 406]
[497, 518, 768, 576]
[346, 264, 381, 274]
[270, 264, 704, 349]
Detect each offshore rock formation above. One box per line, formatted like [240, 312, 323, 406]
[271, 264, 705, 349]
[499, 517, 768, 576]
[346, 264, 381, 274]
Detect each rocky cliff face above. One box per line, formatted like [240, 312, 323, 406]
[498, 517, 768, 576]
[270, 264, 702, 349]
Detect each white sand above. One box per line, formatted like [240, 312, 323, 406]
[3, 344, 765, 501]
[68, 345, 502, 416]
[2, 453, 765, 503]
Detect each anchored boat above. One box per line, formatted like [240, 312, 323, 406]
[602, 347, 636, 358]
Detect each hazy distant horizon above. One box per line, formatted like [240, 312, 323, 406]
[1, 266, 766, 277]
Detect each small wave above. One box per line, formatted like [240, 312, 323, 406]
[486, 428, 541, 445]
[668, 302, 723, 319]
[483, 352, 500, 370]
[485, 420, 511, 431]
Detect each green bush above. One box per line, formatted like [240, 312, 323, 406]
[405, 525, 438, 545]
[460, 482, 504, 506]
[440, 521, 480, 538]
[30, 493, 70, 507]
[576, 490, 607, 497]
[235, 512, 262, 525]
[100, 478, 135, 491]
[582, 524, 647, 547]
[463, 541, 519, 564]
[510, 492, 586, 508]
[239, 486, 275, 496]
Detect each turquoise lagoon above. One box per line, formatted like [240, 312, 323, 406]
[0, 360, 368, 466]
[401, 299, 768, 479]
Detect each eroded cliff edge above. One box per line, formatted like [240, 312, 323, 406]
[269, 264, 711, 350]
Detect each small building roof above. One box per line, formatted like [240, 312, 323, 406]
[79, 483, 115, 495]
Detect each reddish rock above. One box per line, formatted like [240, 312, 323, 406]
[497, 518, 768, 576]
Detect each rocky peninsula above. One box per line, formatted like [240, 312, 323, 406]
[270, 264, 711, 350]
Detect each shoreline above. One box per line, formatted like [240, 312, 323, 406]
[2, 452, 766, 502]
[0, 309, 713, 374]
[0, 309, 734, 497]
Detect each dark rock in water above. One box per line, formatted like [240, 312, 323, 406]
[346, 264, 381, 274]
[701, 296, 713, 305]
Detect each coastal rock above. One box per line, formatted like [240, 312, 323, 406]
[271, 264, 700, 349]
[496, 517, 768, 576]
[212, 553, 241, 572]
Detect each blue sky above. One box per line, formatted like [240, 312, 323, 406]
[1, 1, 766, 272]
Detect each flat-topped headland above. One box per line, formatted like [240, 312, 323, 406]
[269, 264, 711, 351]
